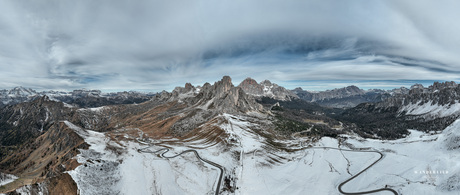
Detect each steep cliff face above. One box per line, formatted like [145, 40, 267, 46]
[205, 76, 263, 113]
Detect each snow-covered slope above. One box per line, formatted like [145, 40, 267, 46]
[65, 121, 219, 195]
[0, 87, 38, 105]
[399, 100, 460, 118]
[63, 114, 460, 195]
[341, 120, 460, 194]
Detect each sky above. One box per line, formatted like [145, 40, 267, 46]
[0, 0, 459, 92]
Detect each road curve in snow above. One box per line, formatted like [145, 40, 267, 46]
[138, 144, 395, 195]
[138, 146, 224, 195]
[307, 147, 398, 195]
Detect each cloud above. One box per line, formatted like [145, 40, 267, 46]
[0, 0, 459, 91]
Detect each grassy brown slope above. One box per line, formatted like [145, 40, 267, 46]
[0, 122, 87, 194]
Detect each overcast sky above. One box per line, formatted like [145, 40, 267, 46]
[0, 0, 459, 92]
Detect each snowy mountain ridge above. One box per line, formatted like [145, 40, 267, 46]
[0, 87, 155, 108]
[292, 85, 410, 108]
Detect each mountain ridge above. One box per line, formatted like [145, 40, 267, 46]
[338, 81, 460, 138]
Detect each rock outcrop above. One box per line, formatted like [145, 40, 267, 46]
[175, 76, 264, 114]
[238, 77, 298, 101]
[148, 76, 265, 135]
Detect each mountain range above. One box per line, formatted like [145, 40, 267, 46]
[0, 78, 415, 110]
[1, 76, 460, 194]
[0, 87, 155, 109]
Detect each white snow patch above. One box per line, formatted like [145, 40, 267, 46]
[78, 106, 107, 112]
[400, 100, 460, 118]
[197, 97, 215, 110]
[0, 173, 18, 186]
[13, 183, 47, 195]
[63, 102, 74, 108]
[341, 120, 460, 194]
[178, 91, 196, 99]
[221, 113, 264, 152]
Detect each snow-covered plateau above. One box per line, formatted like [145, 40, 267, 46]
[64, 115, 460, 195]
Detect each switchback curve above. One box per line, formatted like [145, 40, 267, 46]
[138, 146, 224, 195]
[306, 147, 398, 195]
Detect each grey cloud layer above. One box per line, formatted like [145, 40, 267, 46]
[0, 0, 459, 91]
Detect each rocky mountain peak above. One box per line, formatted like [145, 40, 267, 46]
[241, 77, 257, 84]
[184, 83, 194, 92]
[293, 87, 303, 92]
[328, 85, 364, 96]
[260, 80, 272, 86]
[430, 81, 458, 91]
[408, 84, 426, 95]
[159, 76, 263, 113]
[238, 77, 264, 96]
[157, 90, 171, 101]
[213, 76, 234, 98]
[202, 82, 212, 90]
[389, 87, 409, 95]
[166, 76, 265, 136]
[345, 85, 363, 93]
[8, 86, 37, 96]
[238, 78, 298, 101]
[172, 83, 196, 95]
[410, 84, 424, 90]
[196, 76, 262, 113]
[35, 95, 51, 104]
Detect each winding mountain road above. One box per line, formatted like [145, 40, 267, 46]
[137, 142, 396, 195]
[307, 147, 398, 195]
[138, 146, 224, 195]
